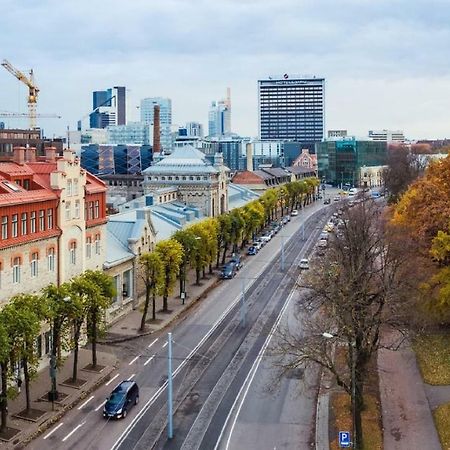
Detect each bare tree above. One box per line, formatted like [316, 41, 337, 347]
[274, 199, 418, 449]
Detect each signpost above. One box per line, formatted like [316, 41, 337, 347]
[339, 431, 351, 448]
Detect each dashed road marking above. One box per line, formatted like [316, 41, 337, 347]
[148, 338, 158, 348]
[105, 373, 119, 386]
[144, 355, 155, 366]
[78, 395, 94, 410]
[43, 422, 63, 439]
[95, 400, 106, 412]
[62, 421, 86, 442]
[129, 356, 140, 365]
[162, 342, 168, 348]
[129, 373, 136, 380]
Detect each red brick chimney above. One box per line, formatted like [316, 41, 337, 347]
[45, 146, 57, 162]
[26, 147, 36, 163]
[153, 104, 161, 153]
[13, 146, 26, 165]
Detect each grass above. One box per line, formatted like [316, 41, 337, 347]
[434, 402, 450, 450]
[413, 333, 450, 385]
[330, 392, 383, 450]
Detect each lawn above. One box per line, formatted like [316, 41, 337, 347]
[434, 402, 450, 450]
[413, 333, 450, 385]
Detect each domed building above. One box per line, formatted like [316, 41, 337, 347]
[143, 145, 229, 217]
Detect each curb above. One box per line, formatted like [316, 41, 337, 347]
[12, 359, 119, 450]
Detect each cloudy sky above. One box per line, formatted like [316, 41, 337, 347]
[1, 0, 449, 140]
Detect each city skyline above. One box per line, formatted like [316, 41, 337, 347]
[1, 0, 449, 139]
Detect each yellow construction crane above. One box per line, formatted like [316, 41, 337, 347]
[0, 111, 61, 119]
[1, 59, 40, 130]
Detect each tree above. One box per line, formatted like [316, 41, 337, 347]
[275, 200, 415, 449]
[217, 214, 232, 266]
[9, 294, 44, 413]
[173, 229, 198, 296]
[155, 239, 184, 312]
[201, 218, 219, 274]
[0, 314, 10, 433]
[139, 252, 164, 330]
[229, 209, 245, 254]
[189, 223, 210, 283]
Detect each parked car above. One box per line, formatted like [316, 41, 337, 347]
[333, 196, 341, 202]
[103, 380, 139, 419]
[247, 246, 257, 256]
[320, 232, 329, 241]
[260, 235, 271, 244]
[299, 258, 310, 270]
[282, 216, 290, 224]
[253, 241, 263, 250]
[324, 198, 331, 205]
[318, 239, 328, 248]
[230, 254, 243, 270]
[291, 209, 299, 216]
[220, 263, 237, 279]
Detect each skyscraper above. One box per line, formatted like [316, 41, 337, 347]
[258, 75, 325, 142]
[140, 97, 172, 153]
[208, 88, 231, 137]
[90, 86, 126, 129]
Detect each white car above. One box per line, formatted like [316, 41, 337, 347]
[299, 258, 309, 270]
[291, 209, 299, 216]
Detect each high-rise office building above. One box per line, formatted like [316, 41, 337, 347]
[208, 88, 231, 137]
[140, 97, 172, 153]
[368, 129, 405, 143]
[258, 75, 325, 142]
[90, 86, 126, 129]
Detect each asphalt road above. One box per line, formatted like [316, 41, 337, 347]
[31, 198, 335, 450]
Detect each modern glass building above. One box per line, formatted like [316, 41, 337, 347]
[258, 75, 325, 142]
[90, 87, 126, 129]
[316, 138, 387, 186]
[107, 122, 150, 145]
[140, 97, 172, 153]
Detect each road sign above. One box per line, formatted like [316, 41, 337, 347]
[339, 431, 351, 448]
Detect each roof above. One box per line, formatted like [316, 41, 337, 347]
[228, 183, 260, 210]
[286, 166, 316, 175]
[261, 167, 290, 177]
[253, 170, 274, 181]
[104, 229, 134, 268]
[143, 145, 220, 175]
[232, 171, 266, 184]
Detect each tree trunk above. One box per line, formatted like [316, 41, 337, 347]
[353, 374, 364, 449]
[23, 357, 31, 412]
[140, 285, 151, 332]
[209, 262, 213, 275]
[152, 291, 156, 321]
[91, 309, 98, 368]
[196, 268, 201, 285]
[0, 362, 8, 433]
[72, 322, 82, 382]
[216, 243, 222, 268]
[222, 243, 229, 265]
[202, 267, 206, 279]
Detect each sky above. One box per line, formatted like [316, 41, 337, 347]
[1, 0, 450, 140]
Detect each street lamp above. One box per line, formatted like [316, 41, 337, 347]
[322, 331, 357, 449]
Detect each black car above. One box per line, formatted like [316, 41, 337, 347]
[324, 198, 331, 204]
[247, 246, 257, 255]
[220, 263, 237, 279]
[103, 380, 139, 419]
[230, 254, 243, 270]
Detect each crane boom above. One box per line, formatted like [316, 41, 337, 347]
[0, 111, 61, 119]
[1, 59, 40, 129]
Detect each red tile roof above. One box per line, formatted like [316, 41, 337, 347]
[232, 171, 266, 184]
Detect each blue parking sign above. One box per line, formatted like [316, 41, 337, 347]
[339, 431, 351, 447]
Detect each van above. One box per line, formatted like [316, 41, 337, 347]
[103, 380, 139, 419]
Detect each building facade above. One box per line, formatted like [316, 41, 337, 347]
[140, 97, 172, 153]
[368, 129, 405, 143]
[107, 122, 151, 145]
[0, 129, 64, 157]
[90, 86, 126, 129]
[208, 88, 231, 138]
[143, 145, 229, 217]
[258, 75, 325, 142]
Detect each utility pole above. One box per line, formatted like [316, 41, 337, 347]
[167, 333, 173, 439]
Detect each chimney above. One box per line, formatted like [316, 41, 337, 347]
[45, 146, 57, 162]
[13, 146, 26, 165]
[246, 143, 253, 172]
[153, 105, 161, 154]
[26, 147, 36, 163]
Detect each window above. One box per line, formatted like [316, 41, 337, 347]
[46, 208, 53, 229]
[39, 210, 45, 231]
[1, 216, 8, 239]
[65, 203, 71, 221]
[73, 179, 79, 195]
[123, 269, 132, 298]
[94, 200, 99, 219]
[70, 242, 76, 265]
[21, 212, 27, 235]
[67, 180, 72, 196]
[12, 257, 21, 283]
[88, 202, 94, 220]
[30, 252, 39, 277]
[95, 234, 101, 254]
[86, 237, 92, 258]
[30, 211, 36, 233]
[74, 201, 80, 219]
[47, 248, 55, 271]
[12, 214, 18, 238]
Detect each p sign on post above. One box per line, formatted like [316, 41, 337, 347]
[339, 431, 351, 448]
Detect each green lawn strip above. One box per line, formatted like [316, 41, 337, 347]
[413, 334, 450, 385]
[433, 402, 450, 450]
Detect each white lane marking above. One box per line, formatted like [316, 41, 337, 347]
[162, 342, 168, 348]
[77, 395, 94, 410]
[110, 209, 320, 450]
[105, 373, 119, 386]
[217, 279, 297, 450]
[62, 421, 86, 442]
[129, 356, 140, 365]
[148, 338, 159, 348]
[43, 422, 63, 439]
[129, 373, 136, 380]
[95, 400, 106, 412]
[144, 355, 155, 366]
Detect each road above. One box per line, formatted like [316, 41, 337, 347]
[31, 199, 334, 450]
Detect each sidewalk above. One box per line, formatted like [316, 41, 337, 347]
[0, 349, 117, 448]
[378, 337, 442, 450]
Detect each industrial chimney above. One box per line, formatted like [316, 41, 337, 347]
[153, 104, 161, 154]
